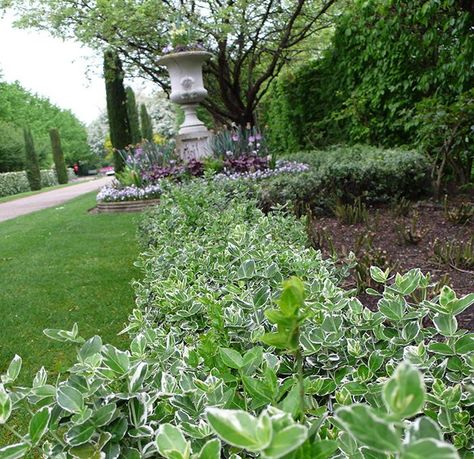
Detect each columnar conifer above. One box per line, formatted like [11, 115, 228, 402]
[23, 127, 42, 191]
[140, 104, 154, 142]
[103, 49, 131, 172]
[126, 87, 142, 145]
[49, 128, 68, 184]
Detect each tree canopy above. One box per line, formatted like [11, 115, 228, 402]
[2, 0, 339, 126]
[0, 78, 91, 170]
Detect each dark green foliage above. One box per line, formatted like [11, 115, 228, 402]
[104, 49, 131, 172]
[411, 90, 474, 196]
[242, 148, 421, 212]
[125, 87, 141, 144]
[23, 127, 41, 191]
[0, 80, 90, 167]
[0, 121, 24, 172]
[140, 103, 153, 142]
[49, 128, 68, 184]
[238, 146, 430, 214]
[264, 0, 474, 153]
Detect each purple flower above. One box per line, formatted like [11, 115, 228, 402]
[231, 134, 239, 142]
[248, 135, 256, 143]
[97, 183, 163, 202]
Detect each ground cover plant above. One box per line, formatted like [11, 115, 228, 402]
[1, 181, 472, 458]
[0, 192, 139, 447]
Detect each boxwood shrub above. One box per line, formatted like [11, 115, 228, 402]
[0, 180, 471, 458]
[221, 145, 430, 213]
[0, 169, 75, 198]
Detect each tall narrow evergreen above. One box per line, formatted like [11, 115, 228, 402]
[126, 87, 142, 144]
[49, 128, 69, 184]
[23, 127, 42, 191]
[140, 103, 154, 142]
[103, 49, 131, 172]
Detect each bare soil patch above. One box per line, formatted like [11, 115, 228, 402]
[308, 196, 473, 329]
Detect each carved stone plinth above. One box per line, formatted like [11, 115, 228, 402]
[157, 51, 212, 160]
[176, 129, 211, 161]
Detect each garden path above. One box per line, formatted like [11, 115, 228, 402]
[0, 176, 113, 222]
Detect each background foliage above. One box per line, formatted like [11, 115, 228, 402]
[263, 0, 474, 156]
[0, 79, 91, 171]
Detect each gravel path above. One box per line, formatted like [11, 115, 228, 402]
[0, 176, 113, 223]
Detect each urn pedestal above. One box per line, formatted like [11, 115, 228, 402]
[157, 51, 212, 160]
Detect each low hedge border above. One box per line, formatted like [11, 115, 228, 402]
[0, 173, 471, 458]
[0, 168, 75, 198]
[219, 145, 430, 214]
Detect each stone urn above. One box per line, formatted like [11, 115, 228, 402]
[158, 50, 212, 160]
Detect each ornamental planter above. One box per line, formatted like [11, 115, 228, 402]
[157, 51, 212, 160]
[96, 199, 160, 213]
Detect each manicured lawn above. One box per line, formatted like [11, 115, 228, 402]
[0, 192, 140, 447]
[0, 192, 140, 380]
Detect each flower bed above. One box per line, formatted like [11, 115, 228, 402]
[96, 183, 163, 202]
[214, 159, 309, 181]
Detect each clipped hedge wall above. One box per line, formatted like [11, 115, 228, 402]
[0, 169, 75, 198]
[222, 145, 430, 214]
[263, 0, 474, 151]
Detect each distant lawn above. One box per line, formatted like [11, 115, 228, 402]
[0, 192, 141, 447]
[0, 178, 95, 204]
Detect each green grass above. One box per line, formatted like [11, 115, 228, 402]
[0, 192, 140, 447]
[0, 178, 96, 204]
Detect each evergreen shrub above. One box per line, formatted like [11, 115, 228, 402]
[222, 145, 430, 213]
[0, 181, 471, 457]
[0, 169, 75, 198]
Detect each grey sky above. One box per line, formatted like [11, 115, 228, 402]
[0, 14, 154, 125]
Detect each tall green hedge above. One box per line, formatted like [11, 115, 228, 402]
[264, 0, 474, 152]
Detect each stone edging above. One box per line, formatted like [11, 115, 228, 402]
[95, 199, 161, 213]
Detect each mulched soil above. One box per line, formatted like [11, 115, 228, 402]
[308, 196, 473, 330]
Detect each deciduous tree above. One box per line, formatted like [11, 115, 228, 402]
[3, 0, 339, 126]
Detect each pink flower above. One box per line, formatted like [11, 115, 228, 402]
[232, 134, 239, 142]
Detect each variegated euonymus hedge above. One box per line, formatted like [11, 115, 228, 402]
[0, 181, 472, 458]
